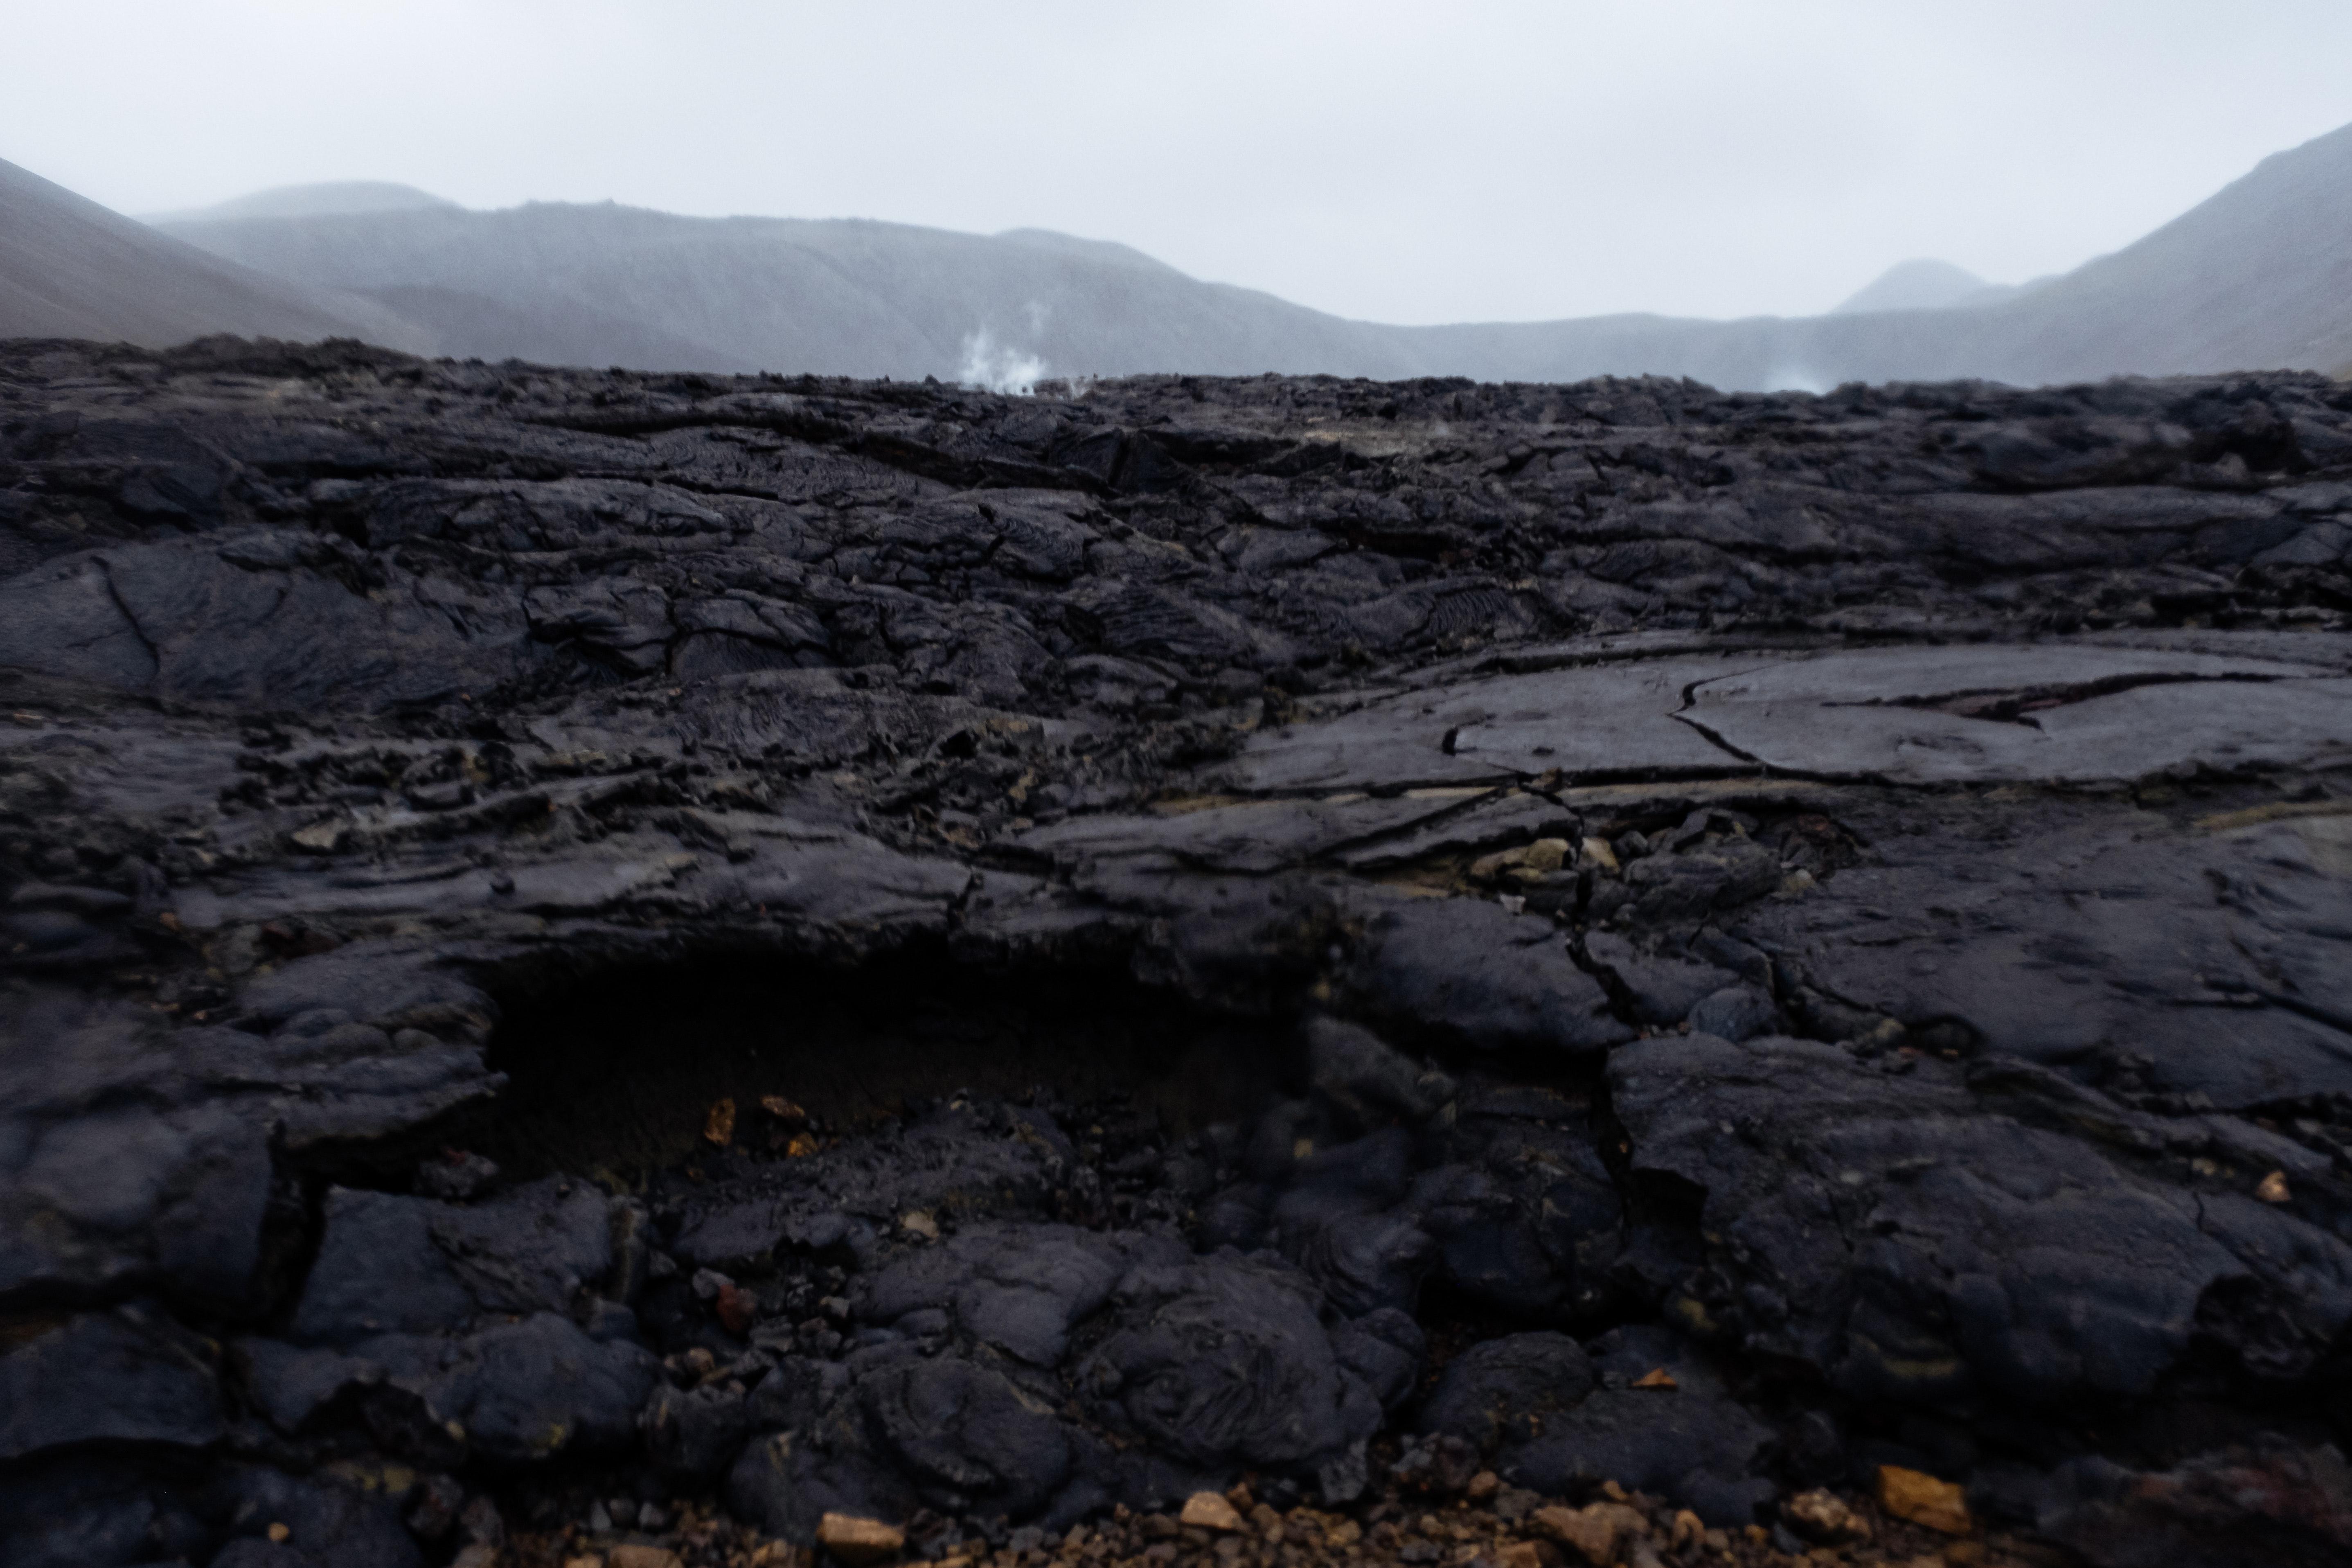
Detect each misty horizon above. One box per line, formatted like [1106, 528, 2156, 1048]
[9, 1, 2352, 329]
[14, 100, 2347, 394]
[131, 177, 2049, 332]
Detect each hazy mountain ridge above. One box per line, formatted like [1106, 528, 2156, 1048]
[1830, 258, 2028, 314]
[138, 180, 459, 225]
[1994, 123, 2352, 378]
[1391, 120, 2352, 391]
[7, 119, 2351, 388]
[0, 160, 430, 351]
[149, 200, 1419, 382]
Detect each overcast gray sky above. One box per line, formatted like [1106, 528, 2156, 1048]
[8, 1, 2352, 325]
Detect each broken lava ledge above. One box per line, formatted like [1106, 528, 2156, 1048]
[3, 335, 2352, 1568]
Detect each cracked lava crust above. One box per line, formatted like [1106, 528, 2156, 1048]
[2, 335, 2352, 1568]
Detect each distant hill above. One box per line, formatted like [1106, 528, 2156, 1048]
[1960, 121, 2352, 381]
[148, 200, 1418, 382]
[1395, 121, 2352, 390]
[0, 158, 427, 350]
[140, 180, 460, 224]
[1832, 259, 2021, 314]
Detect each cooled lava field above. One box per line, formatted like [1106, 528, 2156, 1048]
[3, 336, 2351, 1568]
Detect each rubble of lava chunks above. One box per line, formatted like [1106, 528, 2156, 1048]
[3, 335, 2352, 1568]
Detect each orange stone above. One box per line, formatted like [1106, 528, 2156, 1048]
[609, 1547, 684, 1568]
[1530, 1504, 1621, 1566]
[1876, 1464, 1973, 1535]
[816, 1513, 903, 1565]
[1179, 1491, 1244, 1532]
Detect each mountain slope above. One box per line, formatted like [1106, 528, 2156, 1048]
[0, 158, 425, 349]
[153, 201, 1419, 381]
[1973, 119, 2352, 381]
[1395, 123, 2352, 390]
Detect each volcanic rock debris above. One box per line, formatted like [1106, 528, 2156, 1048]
[3, 336, 2352, 1566]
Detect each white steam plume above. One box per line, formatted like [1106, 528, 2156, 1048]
[958, 328, 1047, 396]
[1762, 364, 1827, 394]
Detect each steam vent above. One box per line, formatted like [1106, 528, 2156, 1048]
[5, 336, 2352, 1568]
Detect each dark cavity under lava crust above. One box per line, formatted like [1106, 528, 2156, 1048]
[2, 334, 2352, 1568]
